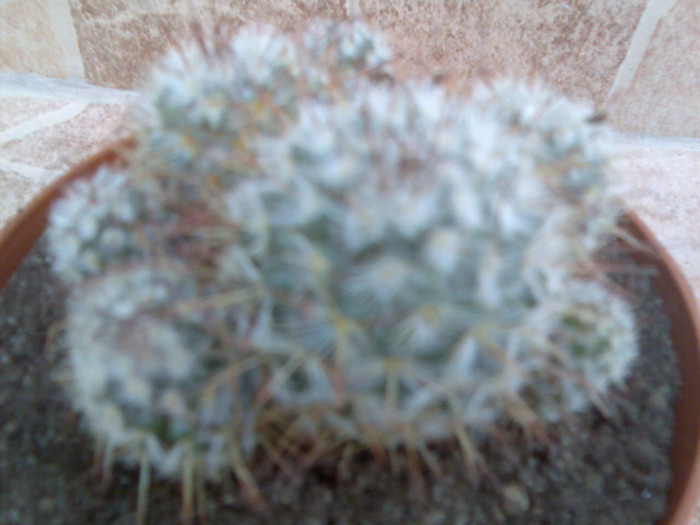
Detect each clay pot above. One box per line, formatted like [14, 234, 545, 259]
[0, 144, 698, 524]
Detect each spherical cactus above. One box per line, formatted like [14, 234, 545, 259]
[47, 19, 637, 521]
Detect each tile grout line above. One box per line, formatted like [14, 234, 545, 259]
[0, 74, 138, 103]
[605, 0, 680, 105]
[612, 132, 700, 151]
[0, 102, 87, 146]
[0, 157, 56, 181]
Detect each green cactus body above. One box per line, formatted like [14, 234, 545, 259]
[47, 19, 637, 517]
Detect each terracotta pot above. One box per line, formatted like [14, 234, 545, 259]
[0, 145, 698, 524]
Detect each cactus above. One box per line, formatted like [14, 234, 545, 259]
[47, 19, 637, 522]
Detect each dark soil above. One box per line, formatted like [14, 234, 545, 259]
[0, 238, 680, 525]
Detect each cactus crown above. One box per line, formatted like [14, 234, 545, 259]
[47, 18, 636, 515]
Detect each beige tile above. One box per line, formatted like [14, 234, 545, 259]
[0, 102, 129, 172]
[71, 17, 187, 89]
[69, 0, 644, 106]
[1, 0, 695, 136]
[68, 0, 205, 89]
[0, 98, 68, 133]
[0, 95, 129, 226]
[68, 0, 349, 89]
[607, 0, 700, 138]
[0, 0, 81, 78]
[613, 135, 700, 300]
[206, 0, 348, 29]
[357, 0, 646, 104]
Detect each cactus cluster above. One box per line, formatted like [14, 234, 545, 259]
[47, 19, 637, 517]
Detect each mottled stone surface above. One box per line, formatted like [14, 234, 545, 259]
[67, 0, 193, 89]
[68, 0, 644, 105]
[0, 97, 67, 133]
[0, 0, 71, 78]
[0, 102, 128, 169]
[67, 0, 348, 89]
[358, 0, 646, 105]
[615, 135, 700, 301]
[607, 0, 700, 137]
[0, 94, 129, 228]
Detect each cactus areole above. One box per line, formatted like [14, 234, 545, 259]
[47, 20, 642, 515]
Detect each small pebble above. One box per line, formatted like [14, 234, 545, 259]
[503, 483, 530, 515]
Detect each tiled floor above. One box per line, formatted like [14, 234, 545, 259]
[615, 135, 700, 303]
[1, 76, 700, 524]
[0, 76, 134, 225]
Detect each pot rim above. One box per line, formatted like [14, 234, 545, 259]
[0, 145, 698, 524]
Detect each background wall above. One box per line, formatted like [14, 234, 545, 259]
[2, 0, 698, 136]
